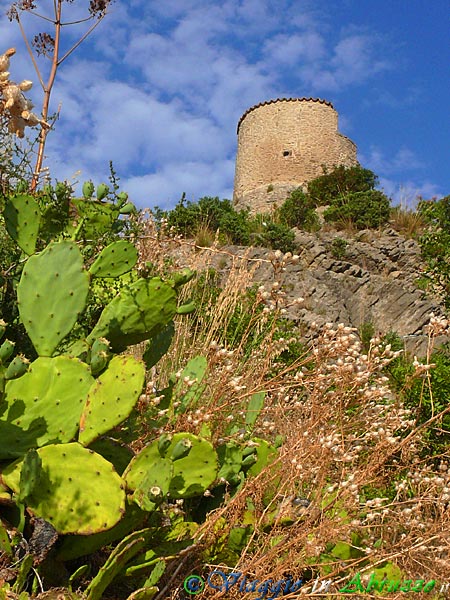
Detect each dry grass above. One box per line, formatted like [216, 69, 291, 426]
[390, 206, 427, 238]
[136, 212, 449, 599]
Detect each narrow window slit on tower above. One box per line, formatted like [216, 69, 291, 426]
[283, 150, 292, 157]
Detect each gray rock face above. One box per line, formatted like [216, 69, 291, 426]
[207, 228, 446, 356]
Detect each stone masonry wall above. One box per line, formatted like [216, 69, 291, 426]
[233, 98, 358, 213]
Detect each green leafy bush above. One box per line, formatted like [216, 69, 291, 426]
[255, 221, 296, 253]
[387, 346, 450, 457]
[331, 237, 348, 259]
[219, 210, 252, 245]
[417, 195, 450, 307]
[324, 190, 391, 229]
[162, 194, 201, 235]
[307, 165, 378, 206]
[163, 195, 252, 245]
[277, 188, 319, 231]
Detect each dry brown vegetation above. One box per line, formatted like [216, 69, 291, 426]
[135, 212, 450, 599]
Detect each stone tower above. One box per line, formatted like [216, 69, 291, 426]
[233, 97, 358, 213]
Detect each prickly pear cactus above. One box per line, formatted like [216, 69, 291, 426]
[17, 241, 89, 356]
[89, 337, 111, 376]
[87, 277, 178, 352]
[0, 356, 94, 459]
[3, 194, 41, 255]
[70, 198, 119, 239]
[96, 183, 109, 200]
[167, 433, 217, 498]
[124, 433, 218, 503]
[119, 202, 136, 215]
[79, 355, 145, 446]
[173, 355, 207, 413]
[85, 528, 156, 600]
[18, 448, 42, 502]
[0, 338, 15, 362]
[89, 240, 138, 278]
[142, 322, 175, 370]
[4, 354, 29, 380]
[123, 439, 173, 512]
[82, 180, 95, 198]
[217, 441, 244, 486]
[2, 443, 126, 534]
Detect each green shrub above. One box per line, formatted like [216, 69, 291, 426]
[387, 347, 450, 457]
[277, 188, 319, 231]
[165, 194, 201, 235]
[358, 322, 375, 352]
[307, 165, 378, 206]
[324, 190, 391, 229]
[219, 210, 252, 245]
[331, 237, 348, 259]
[255, 221, 296, 253]
[196, 196, 236, 231]
[164, 195, 253, 245]
[417, 195, 450, 307]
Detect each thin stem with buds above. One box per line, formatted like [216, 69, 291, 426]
[9, 0, 113, 191]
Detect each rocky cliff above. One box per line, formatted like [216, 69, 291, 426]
[201, 227, 446, 356]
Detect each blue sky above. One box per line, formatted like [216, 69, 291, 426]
[1, 0, 449, 209]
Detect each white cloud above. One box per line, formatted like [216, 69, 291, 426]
[379, 178, 443, 207]
[122, 159, 235, 209]
[2, 0, 444, 211]
[263, 31, 326, 66]
[297, 32, 391, 92]
[44, 75, 229, 177]
[361, 146, 426, 175]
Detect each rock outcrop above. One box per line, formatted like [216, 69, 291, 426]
[203, 227, 446, 356]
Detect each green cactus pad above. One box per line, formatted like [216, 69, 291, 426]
[17, 241, 89, 356]
[175, 355, 208, 413]
[89, 438, 134, 475]
[96, 183, 109, 200]
[4, 355, 30, 380]
[85, 529, 155, 600]
[87, 277, 178, 352]
[89, 337, 111, 376]
[2, 443, 126, 534]
[123, 439, 168, 492]
[118, 202, 136, 215]
[0, 356, 94, 459]
[124, 439, 173, 511]
[79, 356, 145, 446]
[0, 339, 15, 362]
[18, 448, 42, 501]
[167, 433, 217, 498]
[132, 458, 173, 511]
[89, 241, 138, 278]
[116, 192, 128, 207]
[82, 181, 95, 198]
[142, 321, 175, 370]
[70, 199, 120, 239]
[4, 194, 41, 255]
[167, 268, 195, 289]
[124, 433, 218, 500]
[217, 441, 243, 483]
[57, 502, 147, 561]
[176, 301, 196, 314]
